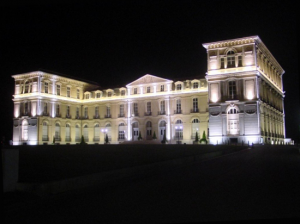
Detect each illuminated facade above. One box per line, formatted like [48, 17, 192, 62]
[203, 36, 286, 145]
[12, 72, 208, 145]
[12, 36, 286, 145]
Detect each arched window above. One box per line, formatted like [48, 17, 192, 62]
[83, 125, 89, 142]
[227, 51, 235, 68]
[65, 124, 71, 142]
[75, 124, 80, 142]
[192, 119, 199, 123]
[55, 123, 61, 141]
[94, 124, 100, 142]
[42, 122, 48, 141]
[22, 119, 28, 141]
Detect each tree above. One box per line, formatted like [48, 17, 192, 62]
[195, 131, 199, 142]
[152, 131, 157, 139]
[105, 134, 109, 144]
[138, 131, 142, 140]
[80, 135, 85, 145]
[200, 131, 207, 144]
[52, 136, 55, 144]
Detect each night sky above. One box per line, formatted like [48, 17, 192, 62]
[1, 1, 299, 143]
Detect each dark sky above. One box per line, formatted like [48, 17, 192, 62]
[1, 1, 299, 142]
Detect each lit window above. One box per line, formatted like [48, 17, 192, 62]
[56, 85, 60, 95]
[227, 51, 235, 68]
[44, 82, 48, 93]
[67, 87, 70, 97]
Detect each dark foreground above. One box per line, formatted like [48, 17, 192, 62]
[4, 145, 300, 223]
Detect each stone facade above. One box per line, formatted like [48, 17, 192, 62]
[12, 36, 286, 145]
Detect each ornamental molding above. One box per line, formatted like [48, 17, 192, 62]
[126, 74, 173, 87]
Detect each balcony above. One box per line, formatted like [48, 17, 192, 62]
[66, 114, 72, 119]
[132, 112, 139, 117]
[82, 116, 89, 120]
[190, 108, 199, 113]
[94, 115, 100, 119]
[174, 109, 182, 114]
[42, 112, 49, 116]
[144, 111, 152, 116]
[118, 114, 125, 118]
[158, 111, 165, 115]
[56, 114, 61, 118]
[105, 114, 111, 118]
[75, 115, 80, 119]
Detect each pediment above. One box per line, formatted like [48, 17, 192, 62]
[126, 74, 172, 87]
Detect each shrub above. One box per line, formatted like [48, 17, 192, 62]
[152, 131, 157, 139]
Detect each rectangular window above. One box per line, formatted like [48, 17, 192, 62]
[120, 104, 124, 116]
[84, 107, 88, 118]
[220, 58, 225, 69]
[193, 82, 199, 89]
[67, 106, 70, 117]
[161, 85, 164, 92]
[160, 101, 165, 113]
[57, 85, 60, 95]
[44, 82, 48, 93]
[76, 107, 79, 118]
[134, 88, 137, 94]
[176, 99, 181, 113]
[86, 94, 89, 99]
[147, 86, 150, 93]
[107, 92, 112, 97]
[77, 89, 80, 99]
[44, 103, 48, 115]
[56, 105, 60, 116]
[134, 103, 138, 115]
[193, 98, 198, 112]
[118, 131, 125, 140]
[96, 92, 101, 98]
[121, 90, 125, 96]
[67, 87, 70, 97]
[95, 106, 99, 118]
[106, 106, 111, 117]
[238, 56, 242, 67]
[229, 81, 237, 99]
[147, 102, 151, 112]
[177, 84, 182, 90]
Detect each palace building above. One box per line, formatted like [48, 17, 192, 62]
[12, 36, 286, 145]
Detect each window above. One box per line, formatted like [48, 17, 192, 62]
[220, 58, 225, 69]
[76, 107, 79, 119]
[94, 124, 100, 141]
[55, 123, 60, 141]
[118, 123, 126, 140]
[192, 119, 199, 123]
[24, 102, 29, 115]
[133, 103, 138, 115]
[147, 86, 150, 93]
[44, 82, 48, 93]
[106, 106, 111, 118]
[121, 90, 125, 96]
[75, 124, 80, 141]
[175, 120, 183, 140]
[96, 92, 101, 98]
[56, 85, 60, 95]
[83, 125, 89, 142]
[134, 88, 137, 94]
[85, 94, 90, 99]
[161, 85, 164, 92]
[160, 101, 165, 114]
[107, 92, 112, 97]
[229, 81, 237, 99]
[42, 122, 48, 141]
[95, 106, 99, 118]
[147, 102, 151, 113]
[238, 56, 242, 67]
[22, 119, 28, 141]
[67, 87, 70, 97]
[119, 104, 124, 117]
[24, 83, 29, 93]
[77, 89, 80, 99]
[44, 103, 48, 115]
[66, 106, 70, 118]
[177, 84, 182, 90]
[193, 82, 199, 89]
[84, 107, 88, 118]
[192, 98, 198, 112]
[65, 124, 71, 141]
[176, 99, 181, 113]
[56, 105, 60, 116]
[227, 51, 235, 68]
